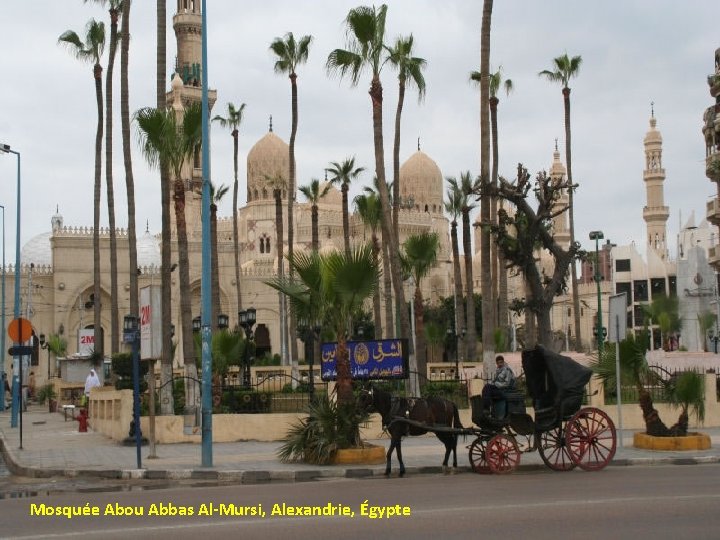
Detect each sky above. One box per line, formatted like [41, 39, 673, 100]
[0, 0, 718, 266]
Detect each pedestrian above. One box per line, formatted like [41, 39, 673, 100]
[83, 368, 101, 406]
[28, 371, 36, 401]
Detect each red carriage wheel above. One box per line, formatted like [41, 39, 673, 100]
[468, 438, 491, 474]
[486, 434, 520, 474]
[537, 427, 576, 471]
[565, 407, 617, 471]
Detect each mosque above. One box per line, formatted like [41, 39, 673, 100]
[3, 3, 718, 391]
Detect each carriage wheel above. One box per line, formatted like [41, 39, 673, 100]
[486, 434, 520, 474]
[565, 407, 617, 471]
[468, 438, 491, 474]
[537, 427, 576, 471]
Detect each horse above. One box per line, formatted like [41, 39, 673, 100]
[359, 385, 463, 477]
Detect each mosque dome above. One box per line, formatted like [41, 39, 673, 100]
[246, 129, 289, 203]
[399, 150, 444, 214]
[21, 232, 52, 267]
[137, 230, 161, 268]
[319, 182, 342, 206]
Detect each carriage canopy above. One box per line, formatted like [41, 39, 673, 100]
[521, 346, 592, 411]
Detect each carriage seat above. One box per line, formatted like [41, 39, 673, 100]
[491, 389, 526, 420]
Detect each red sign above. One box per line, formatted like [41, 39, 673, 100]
[7, 318, 32, 343]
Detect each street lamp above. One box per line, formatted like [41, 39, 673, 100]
[238, 308, 257, 389]
[192, 316, 201, 333]
[297, 314, 321, 399]
[217, 314, 229, 330]
[122, 315, 142, 469]
[708, 329, 719, 354]
[589, 231, 605, 356]
[1, 143, 21, 426]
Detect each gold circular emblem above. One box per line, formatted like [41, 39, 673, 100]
[354, 343, 370, 366]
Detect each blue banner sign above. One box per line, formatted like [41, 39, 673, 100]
[320, 338, 409, 380]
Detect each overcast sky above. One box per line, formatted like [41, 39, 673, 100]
[0, 1, 717, 266]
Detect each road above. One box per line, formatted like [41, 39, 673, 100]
[0, 464, 718, 539]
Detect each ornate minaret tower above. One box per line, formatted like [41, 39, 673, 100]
[643, 104, 670, 260]
[170, 0, 217, 228]
[550, 139, 571, 249]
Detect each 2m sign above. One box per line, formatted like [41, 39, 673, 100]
[79, 329, 95, 355]
[140, 304, 152, 326]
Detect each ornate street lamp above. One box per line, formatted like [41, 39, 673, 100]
[238, 308, 257, 389]
[217, 314, 229, 330]
[122, 315, 142, 469]
[39, 333, 50, 381]
[192, 316, 202, 333]
[297, 314, 321, 399]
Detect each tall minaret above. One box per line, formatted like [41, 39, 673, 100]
[171, 1, 217, 226]
[643, 104, 670, 260]
[550, 139, 571, 249]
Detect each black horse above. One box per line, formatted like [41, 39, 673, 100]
[359, 385, 463, 477]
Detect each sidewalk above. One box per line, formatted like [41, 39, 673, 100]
[1, 404, 719, 484]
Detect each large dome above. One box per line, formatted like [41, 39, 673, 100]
[399, 151, 444, 214]
[21, 232, 52, 267]
[246, 130, 289, 203]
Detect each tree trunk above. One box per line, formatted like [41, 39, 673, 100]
[211, 203, 220, 330]
[639, 390, 672, 436]
[392, 80, 406, 248]
[93, 63, 104, 358]
[174, 179, 199, 415]
[275, 189, 286, 365]
[288, 73, 299, 367]
[106, 8, 120, 355]
[372, 233, 383, 337]
[157, 0, 174, 415]
[451, 219, 466, 360]
[479, 0, 494, 371]
[311, 204, 319, 252]
[382, 237, 394, 338]
[368, 76, 412, 389]
[563, 87, 582, 352]
[414, 287, 427, 383]
[232, 129, 242, 313]
[462, 209, 476, 362]
[490, 97, 506, 347]
[342, 184, 351, 257]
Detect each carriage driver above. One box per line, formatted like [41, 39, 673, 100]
[480, 355, 516, 416]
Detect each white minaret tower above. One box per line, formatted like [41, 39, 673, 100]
[550, 139, 570, 249]
[643, 103, 670, 260]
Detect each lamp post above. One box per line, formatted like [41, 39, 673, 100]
[1, 143, 21, 427]
[123, 315, 142, 469]
[708, 329, 719, 354]
[589, 231, 605, 357]
[0, 204, 5, 412]
[217, 314, 229, 330]
[238, 308, 256, 389]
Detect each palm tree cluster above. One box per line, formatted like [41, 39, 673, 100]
[56, 0, 594, 417]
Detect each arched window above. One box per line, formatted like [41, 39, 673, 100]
[265, 237, 271, 252]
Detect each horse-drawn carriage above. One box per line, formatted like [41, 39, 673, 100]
[360, 346, 617, 476]
[467, 347, 617, 474]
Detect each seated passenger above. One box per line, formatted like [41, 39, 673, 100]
[481, 355, 516, 416]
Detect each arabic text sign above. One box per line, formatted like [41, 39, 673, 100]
[320, 338, 409, 380]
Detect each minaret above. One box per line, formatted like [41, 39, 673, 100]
[643, 104, 670, 260]
[170, 1, 217, 227]
[549, 139, 571, 248]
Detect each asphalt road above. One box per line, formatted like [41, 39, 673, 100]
[0, 464, 718, 539]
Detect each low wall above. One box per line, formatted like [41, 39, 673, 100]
[87, 373, 720, 444]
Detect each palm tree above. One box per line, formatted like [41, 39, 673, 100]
[135, 102, 203, 416]
[270, 32, 312, 365]
[58, 18, 106, 358]
[86, 0, 122, 354]
[459, 171, 481, 363]
[386, 34, 426, 247]
[479, 0, 494, 371]
[326, 4, 412, 391]
[47, 334, 68, 379]
[444, 178, 467, 361]
[212, 102, 246, 315]
[120, 0, 139, 347]
[402, 232, 440, 383]
[539, 52, 583, 351]
[157, 0, 174, 415]
[265, 247, 379, 405]
[210, 182, 229, 331]
[326, 157, 365, 257]
[354, 191, 383, 337]
[299, 178, 331, 252]
[472, 67, 513, 352]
